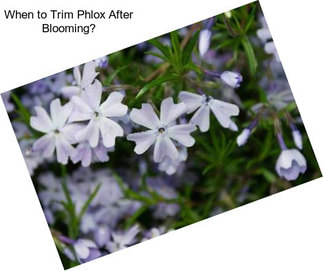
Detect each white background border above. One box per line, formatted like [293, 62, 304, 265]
[0, 0, 322, 270]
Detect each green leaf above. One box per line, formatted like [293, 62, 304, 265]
[135, 74, 175, 99]
[144, 51, 167, 62]
[215, 39, 234, 50]
[262, 168, 277, 183]
[103, 65, 129, 86]
[244, 5, 257, 33]
[182, 31, 199, 65]
[11, 92, 31, 124]
[259, 87, 268, 103]
[170, 31, 181, 62]
[77, 183, 101, 221]
[203, 163, 216, 175]
[241, 36, 258, 76]
[124, 204, 148, 229]
[148, 39, 172, 60]
[184, 62, 202, 74]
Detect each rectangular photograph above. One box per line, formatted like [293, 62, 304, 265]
[1, 1, 321, 269]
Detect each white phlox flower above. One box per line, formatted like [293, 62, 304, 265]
[61, 61, 98, 98]
[30, 99, 78, 164]
[73, 239, 101, 263]
[275, 149, 307, 181]
[264, 41, 280, 62]
[292, 130, 303, 150]
[179, 91, 239, 132]
[158, 146, 188, 175]
[106, 224, 140, 253]
[237, 128, 251, 146]
[19, 139, 43, 175]
[127, 97, 196, 163]
[94, 56, 109, 68]
[71, 140, 113, 167]
[220, 71, 243, 89]
[256, 17, 280, 62]
[69, 79, 128, 148]
[198, 29, 212, 57]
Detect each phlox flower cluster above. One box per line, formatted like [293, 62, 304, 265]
[1, 4, 319, 268]
[28, 59, 240, 175]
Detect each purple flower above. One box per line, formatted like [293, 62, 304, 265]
[146, 177, 180, 219]
[257, 16, 280, 62]
[61, 61, 98, 98]
[94, 56, 109, 68]
[158, 145, 187, 175]
[74, 239, 101, 263]
[94, 225, 111, 248]
[30, 99, 78, 164]
[265, 42, 280, 62]
[179, 91, 239, 132]
[198, 29, 212, 57]
[27, 79, 48, 94]
[71, 140, 113, 167]
[1, 92, 14, 112]
[142, 227, 167, 241]
[292, 130, 303, 150]
[275, 149, 307, 181]
[127, 97, 196, 163]
[38, 173, 65, 209]
[19, 139, 43, 175]
[237, 128, 251, 146]
[220, 71, 243, 89]
[106, 224, 140, 252]
[69, 80, 128, 148]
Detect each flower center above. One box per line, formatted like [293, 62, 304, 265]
[158, 127, 166, 134]
[202, 95, 211, 105]
[93, 110, 101, 119]
[54, 129, 60, 135]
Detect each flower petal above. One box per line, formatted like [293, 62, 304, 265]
[81, 61, 98, 89]
[50, 99, 72, 128]
[199, 29, 212, 57]
[55, 136, 74, 164]
[220, 71, 242, 89]
[71, 143, 92, 167]
[153, 136, 178, 163]
[73, 66, 82, 86]
[33, 134, 55, 158]
[30, 106, 54, 133]
[178, 91, 203, 113]
[99, 118, 124, 148]
[168, 124, 196, 147]
[81, 79, 102, 110]
[75, 120, 100, 147]
[61, 86, 81, 98]
[237, 128, 250, 146]
[127, 130, 157, 154]
[190, 105, 210, 132]
[279, 162, 302, 181]
[160, 97, 187, 125]
[93, 142, 110, 162]
[100, 92, 128, 117]
[257, 28, 271, 42]
[129, 104, 159, 129]
[74, 240, 91, 260]
[208, 99, 239, 128]
[69, 96, 93, 122]
[61, 123, 85, 144]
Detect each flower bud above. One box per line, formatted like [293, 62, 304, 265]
[220, 71, 243, 88]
